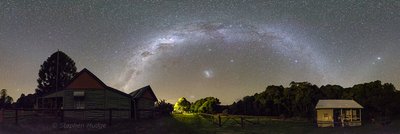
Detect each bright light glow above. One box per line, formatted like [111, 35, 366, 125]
[203, 69, 214, 78]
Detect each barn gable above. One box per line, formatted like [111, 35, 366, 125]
[66, 68, 108, 89]
[130, 85, 158, 101]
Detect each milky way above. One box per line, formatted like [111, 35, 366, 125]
[117, 22, 333, 93]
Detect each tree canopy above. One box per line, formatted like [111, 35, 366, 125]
[156, 99, 173, 116]
[36, 51, 77, 96]
[0, 89, 13, 109]
[190, 97, 221, 114]
[174, 97, 191, 113]
[15, 93, 36, 108]
[229, 81, 400, 120]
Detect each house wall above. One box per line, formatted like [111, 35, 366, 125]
[63, 89, 131, 120]
[135, 98, 155, 119]
[104, 89, 131, 119]
[317, 109, 334, 127]
[343, 109, 362, 127]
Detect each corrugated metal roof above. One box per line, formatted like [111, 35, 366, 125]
[315, 100, 363, 109]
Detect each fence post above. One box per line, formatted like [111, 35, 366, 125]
[15, 109, 18, 124]
[61, 109, 64, 122]
[218, 115, 221, 127]
[0, 109, 3, 123]
[240, 116, 244, 127]
[109, 109, 112, 126]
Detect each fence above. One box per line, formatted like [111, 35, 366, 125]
[0, 108, 159, 125]
[198, 113, 307, 127]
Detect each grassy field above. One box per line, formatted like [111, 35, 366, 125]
[1, 114, 400, 133]
[172, 114, 400, 134]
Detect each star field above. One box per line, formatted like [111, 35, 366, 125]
[1, 0, 400, 104]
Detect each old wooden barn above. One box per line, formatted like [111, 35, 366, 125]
[315, 100, 363, 127]
[37, 68, 158, 120]
[130, 85, 158, 119]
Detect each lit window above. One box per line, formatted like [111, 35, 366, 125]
[324, 113, 329, 120]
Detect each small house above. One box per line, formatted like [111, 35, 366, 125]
[130, 85, 158, 119]
[315, 100, 363, 127]
[38, 68, 132, 120]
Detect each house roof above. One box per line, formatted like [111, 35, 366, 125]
[107, 86, 131, 98]
[42, 68, 130, 98]
[65, 68, 108, 89]
[129, 85, 158, 101]
[315, 100, 363, 109]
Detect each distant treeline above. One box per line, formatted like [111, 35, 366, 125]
[229, 81, 400, 120]
[173, 80, 400, 120]
[174, 97, 221, 114]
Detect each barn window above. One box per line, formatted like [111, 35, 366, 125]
[324, 113, 329, 120]
[73, 91, 85, 97]
[353, 110, 358, 120]
[73, 91, 85, 109]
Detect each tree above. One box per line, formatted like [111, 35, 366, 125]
[320, 85, 344, 99]
[0, 89, 13, 109]
[0, 89, 6, 108]
[36, 51, 77, 96]
[189, 97, 221, 114]
[197, 97, 220, 114]
[228, 80, 400, 121]
[15, 93, 36, 108]
[190, 98, 207, 113]
[155, 99, 173, 116]
[174, 97, 191, 113]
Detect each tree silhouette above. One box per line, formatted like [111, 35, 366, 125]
[36, 51, 77, 96]
[229, 80, 400, 120]
[155, 100, 173, 116]
[0, 89, 13, 109]
[15, 93, 36, 108]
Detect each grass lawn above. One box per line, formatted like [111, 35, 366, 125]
[1, 114, 400, 134]
[171, 114, 400, 134]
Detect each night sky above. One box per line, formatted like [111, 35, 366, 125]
[1, 0, 400, 104]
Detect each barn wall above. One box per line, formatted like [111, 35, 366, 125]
[63, 90, 74, 109]
[85, 90, 106, 120]
[136, 98, 155, 119]
[105, 90, 131, 119]
[63, 89, 130, 119]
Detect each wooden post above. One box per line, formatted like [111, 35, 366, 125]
[340, 109, 343, 127]
[15, 109, 18, 124]
[218, 115, 221, 127]
[359, 109, 362, 123]
[109, 109, 112, 126]
[241, 117, 244, 127]
[350, 109, 353, 122]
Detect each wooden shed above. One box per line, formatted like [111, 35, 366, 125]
[38, 68, 132, 120]
[130, 85, 158, 119]
[315, 100, 363, 127]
